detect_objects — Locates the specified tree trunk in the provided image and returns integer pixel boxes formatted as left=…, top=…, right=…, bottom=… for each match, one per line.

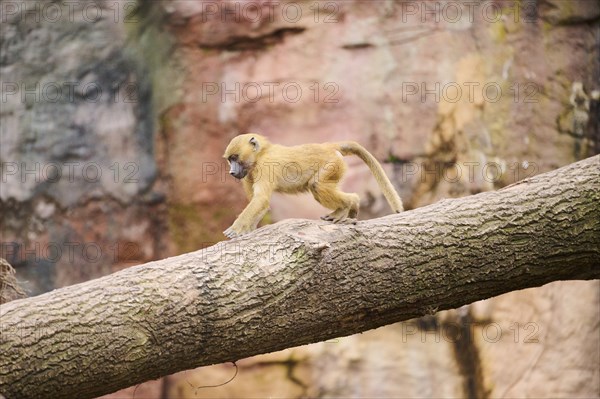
left=1, top=156, right=599, bottom=399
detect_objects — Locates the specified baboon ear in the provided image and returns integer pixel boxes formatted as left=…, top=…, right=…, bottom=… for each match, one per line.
left=249, top=137, right=259, bottom=151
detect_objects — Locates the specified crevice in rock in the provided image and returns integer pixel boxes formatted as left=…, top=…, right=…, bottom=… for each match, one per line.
left=444, top=308, right=490, bottom=399
left=342, top=43, right=374, bottom=50
left=198, top=27, right=306, bottom=51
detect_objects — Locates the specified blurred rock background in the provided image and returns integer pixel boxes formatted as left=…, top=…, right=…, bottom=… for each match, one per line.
left=1, top=0, right=598, bottom=397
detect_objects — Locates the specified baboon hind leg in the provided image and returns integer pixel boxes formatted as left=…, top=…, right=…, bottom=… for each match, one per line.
left=310, top=183, right=359, bottom=223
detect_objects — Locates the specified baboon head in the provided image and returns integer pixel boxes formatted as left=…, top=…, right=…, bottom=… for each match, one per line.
left=223, top=133, right=269, bottom=179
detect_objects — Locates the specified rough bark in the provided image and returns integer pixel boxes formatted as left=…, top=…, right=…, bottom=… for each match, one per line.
left=0, top=259, right=26, bottom=305
left=1, top=156, right=599, bottom=399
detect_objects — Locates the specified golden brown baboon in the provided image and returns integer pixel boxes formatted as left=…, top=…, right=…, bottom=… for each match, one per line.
left=223, top=134, right=403, bottom=238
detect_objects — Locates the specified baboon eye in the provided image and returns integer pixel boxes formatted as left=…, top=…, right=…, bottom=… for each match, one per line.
left=228, top=154, right=239, bottom=162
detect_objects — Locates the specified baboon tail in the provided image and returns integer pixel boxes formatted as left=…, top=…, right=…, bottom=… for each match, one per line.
left=339, top=142, right=403, bottom=213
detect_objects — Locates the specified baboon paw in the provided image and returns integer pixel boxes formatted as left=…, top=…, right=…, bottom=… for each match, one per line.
left=223, top=227, right=239, bottom=239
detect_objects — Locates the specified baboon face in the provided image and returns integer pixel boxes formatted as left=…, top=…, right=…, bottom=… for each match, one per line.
left=226, top=153, right=248, bottom=179
left=223, top=134, right=263, bottom=179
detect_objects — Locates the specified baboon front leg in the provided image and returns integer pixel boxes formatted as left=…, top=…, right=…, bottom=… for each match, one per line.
left=224, top=194, right=270, bottom=238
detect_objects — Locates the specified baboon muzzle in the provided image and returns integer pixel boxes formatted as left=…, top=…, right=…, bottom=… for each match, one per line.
left=229, top=160, right=247, bottom=179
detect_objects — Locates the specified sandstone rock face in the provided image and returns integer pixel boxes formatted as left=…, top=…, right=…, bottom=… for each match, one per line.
left=1, top=0, right=168, bottom=291
left=2, top=0, right=598, bottom=398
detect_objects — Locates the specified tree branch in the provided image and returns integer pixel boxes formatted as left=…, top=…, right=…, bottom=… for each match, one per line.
left=1, top=156, right=599, bottom=398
